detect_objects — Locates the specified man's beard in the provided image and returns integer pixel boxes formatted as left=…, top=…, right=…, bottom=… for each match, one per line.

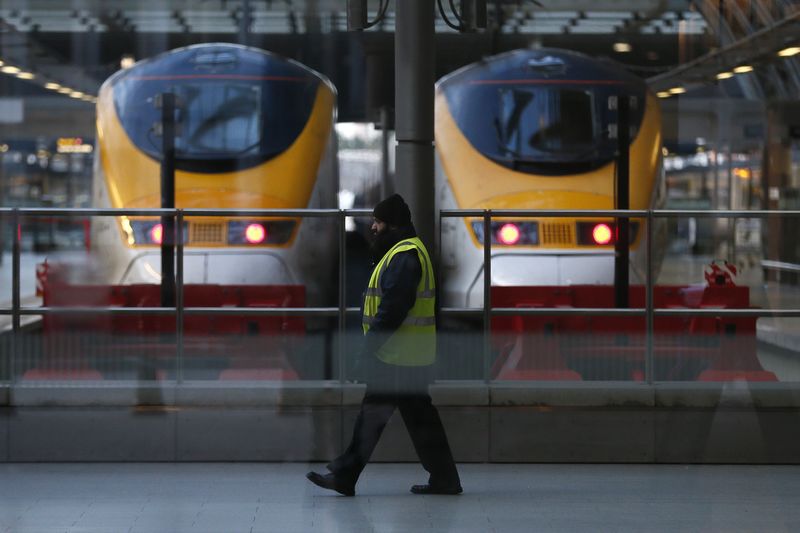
left=375, top=222, right=424, bottom=265
left=370, top=227, right=401, bottom=264
left=369, top=222, right=416, bottom=264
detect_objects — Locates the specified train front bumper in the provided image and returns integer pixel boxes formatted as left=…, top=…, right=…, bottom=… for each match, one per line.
left=120, top=250, right=296, bottom=286
left=462, top=252, right=617, bottom=307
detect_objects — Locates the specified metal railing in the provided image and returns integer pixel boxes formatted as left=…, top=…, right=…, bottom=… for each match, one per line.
left=2, top=206, right=800, bottom=384
left=439, top=209, right=800, bottom=384
left=762, top=260, right=800, bottom=273
left=0, top=207, right=372, bottom=383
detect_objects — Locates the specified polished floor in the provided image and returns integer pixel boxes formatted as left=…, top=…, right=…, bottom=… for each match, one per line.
left=0, top=463, right=798, bottom=532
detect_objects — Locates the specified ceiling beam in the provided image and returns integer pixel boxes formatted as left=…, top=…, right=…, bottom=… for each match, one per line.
left=647, top=10, right=800, bottom=93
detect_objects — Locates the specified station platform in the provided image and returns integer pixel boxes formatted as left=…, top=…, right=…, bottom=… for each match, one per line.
left=0, top=462, right=797, bottom=532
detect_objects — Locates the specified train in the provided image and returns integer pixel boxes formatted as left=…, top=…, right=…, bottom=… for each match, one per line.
left=31, top=43, right=339, bottom=380
left=90, top=43, right=338, bottom=306
left=435, top=47, right=666, bottom=309
left=432, top=48, right=775, bottom=382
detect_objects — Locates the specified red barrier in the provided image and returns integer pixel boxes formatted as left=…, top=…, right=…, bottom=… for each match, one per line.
left=29, top=266, right=305, bottom=381
left=491, top=285, right=777, bottom=382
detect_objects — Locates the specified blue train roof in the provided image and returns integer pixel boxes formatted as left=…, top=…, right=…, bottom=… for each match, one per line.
left=105, top=43, right=333, bottom=93
left=438, top=48, right=647, bottom=89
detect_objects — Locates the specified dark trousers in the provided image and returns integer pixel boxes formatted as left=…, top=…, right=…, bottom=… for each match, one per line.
left=327, top=385, right=460, bottom=487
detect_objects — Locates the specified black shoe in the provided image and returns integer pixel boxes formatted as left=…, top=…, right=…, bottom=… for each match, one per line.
left=410, top=483, right=463, bottom=495
left=306, top=471, right=355, bottom=496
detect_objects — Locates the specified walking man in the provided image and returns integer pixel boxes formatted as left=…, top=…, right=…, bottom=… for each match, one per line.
left=307, top=194, right=462, bottom=496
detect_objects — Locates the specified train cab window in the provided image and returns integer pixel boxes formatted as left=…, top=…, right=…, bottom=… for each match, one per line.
left=174, top=83, right=262, bottom=157
left=443, top=65, right=646, bottom=177
left=497, top=88, right=595, bottom=157
left=111, top=50, right=319, bottom=173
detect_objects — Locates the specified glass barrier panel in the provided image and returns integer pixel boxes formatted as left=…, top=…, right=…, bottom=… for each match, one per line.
left=437, top=327, right=485, bottom=381
left=0, top=213, right=10, bottom=309
left=18, top=214, right=176, bottom=383
left=173, top=214, right=339, bottom=382
left=342, top=214, right=383, bottom=383
left=0, top=212, right=11, bottom=382
left=656, top=213, right=800, bottom=382
left=747, top=213, right=800, bottom=383
left=488, top=311, right=645, bottom=382
left=436, top=214, right=648, bottom=382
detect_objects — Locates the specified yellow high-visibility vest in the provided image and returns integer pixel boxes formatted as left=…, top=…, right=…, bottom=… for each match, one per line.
left=362, top=237, right=436, bottom=366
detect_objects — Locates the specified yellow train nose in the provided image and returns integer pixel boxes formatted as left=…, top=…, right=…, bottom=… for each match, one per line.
left=474, top=190, right=614, bottom=211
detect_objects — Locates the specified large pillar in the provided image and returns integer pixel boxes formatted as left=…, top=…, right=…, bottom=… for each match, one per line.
left=394, top=0, right=435, bottom=249
left=764, top=102, right=800, bottom=282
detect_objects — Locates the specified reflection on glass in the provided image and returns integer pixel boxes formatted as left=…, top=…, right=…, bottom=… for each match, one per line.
left=496, top=87, right=595, bottom=157
left=176, top=83, right=262, bottom=157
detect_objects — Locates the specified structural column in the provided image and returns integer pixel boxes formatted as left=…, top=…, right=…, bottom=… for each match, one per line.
left=394, top=0, right=435, bottom=248
left=764, top=102, right=800, bottom=281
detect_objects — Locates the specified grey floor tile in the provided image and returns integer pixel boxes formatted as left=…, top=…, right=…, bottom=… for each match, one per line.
left=0, top=463, right=798, bottom=532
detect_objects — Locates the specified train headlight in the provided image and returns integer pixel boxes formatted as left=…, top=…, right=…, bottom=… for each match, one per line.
left=129, top=220, right=176, bottom=245
left=498, top=223, right=521, bottom=245
left=592, top=223, right=612, bottom=245
left=150, top=223, right=164, bottom=245
left=244, top=223, right=267, bottom=244
left=227, top=220, right=296, bottom=245
left=470, top=221, right=538, bottom=246
left=576, top=221, right=640, bottom=246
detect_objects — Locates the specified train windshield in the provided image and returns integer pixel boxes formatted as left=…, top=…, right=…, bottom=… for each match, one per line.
left=113, top=73, right=318, bottom=172
left=174, top=82, right=262, bottom=157
left=445, top=81, right=644, bottom=176
left=496, top=87, right=595, bottom=158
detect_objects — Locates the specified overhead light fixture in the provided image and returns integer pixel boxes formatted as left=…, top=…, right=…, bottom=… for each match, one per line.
left=1, top=65, right=21, bottom=74
left=656, top=91, right=671, bottom=98
left=778, top=46, right=800, bottom=57
left=716, top=71, right=734, bottom=80
left=69, top=91, right=85, bottom=99
left=57, top=87, right=72, bottom=94
left=733, top=65, right=753, bottom=74
left=613, top=42, right=632, bottom=53
left=45, top=82, right=62, bottom=90
left=668, top=87, right=686, bottom=94
left=120, top=54, right=135, bottom=69
left=16, top=72, right=35, bottom=80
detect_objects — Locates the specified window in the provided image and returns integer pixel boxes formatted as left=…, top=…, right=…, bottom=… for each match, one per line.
left=496, top=87, right=595, bottom=157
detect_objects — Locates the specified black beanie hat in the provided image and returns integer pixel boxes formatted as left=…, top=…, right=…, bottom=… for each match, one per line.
left=373, top=194, right=412, bottom=227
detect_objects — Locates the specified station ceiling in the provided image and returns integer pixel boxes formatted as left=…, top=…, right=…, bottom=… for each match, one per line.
left=0, top=0, right=706, bottom=35
left=0, top=0, right=798, bottom=121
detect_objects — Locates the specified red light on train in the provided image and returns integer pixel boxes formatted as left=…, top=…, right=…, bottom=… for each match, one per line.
left=592, top=223, right=613, bottom=245
left=245, top=223, right=266, bottom=244
left=150, top=223, right=163, bottom=244
left=498, top=223, right=521, bottom=245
